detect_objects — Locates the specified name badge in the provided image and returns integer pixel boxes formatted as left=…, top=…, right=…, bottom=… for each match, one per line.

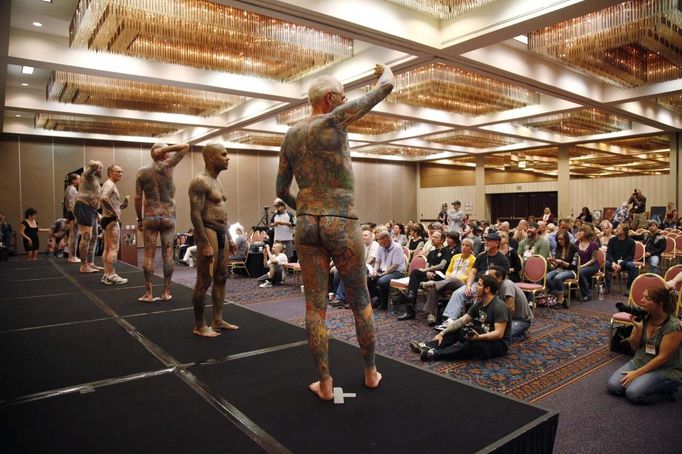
left=645, top=341, right=656, bottom=356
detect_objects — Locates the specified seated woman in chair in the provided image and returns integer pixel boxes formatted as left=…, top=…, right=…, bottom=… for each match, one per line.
left=607, top=287, right=682, bottom=404
left=546, top=230, right=578, bottom=308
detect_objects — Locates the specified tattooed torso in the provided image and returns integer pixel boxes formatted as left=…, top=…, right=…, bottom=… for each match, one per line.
left=76, top=169, right=101, bottom=208
left=136, top=161, right=177, bottom=218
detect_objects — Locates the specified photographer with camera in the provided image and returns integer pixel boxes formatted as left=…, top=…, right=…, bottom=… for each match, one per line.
left=607, top=287, right=682, bottom=404
left=628, top=189, right=647, bottom=230
left=409, top=274, right=511, bottom=362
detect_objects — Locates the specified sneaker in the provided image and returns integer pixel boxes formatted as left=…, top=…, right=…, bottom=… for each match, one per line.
left=427, top=314, right=437, bottom=326
left=420, top=348, right=436, bottom=361
left=101, top=275, right=109, bottom=284
left=409, top=340, right=429, bottom=354
left=434, top=319, right=452, bottom=332
left=109, top=274, right=128, bottom=285
left=259, top=280, right=272, bottom=288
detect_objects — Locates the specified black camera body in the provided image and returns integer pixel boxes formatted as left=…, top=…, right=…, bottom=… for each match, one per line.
left=461, top=325, right=484, bottom=337
left=615, top=303, right=647, bottom=322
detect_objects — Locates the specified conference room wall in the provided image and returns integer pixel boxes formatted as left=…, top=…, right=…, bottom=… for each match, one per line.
left=0, top=136, right=419, bottom=252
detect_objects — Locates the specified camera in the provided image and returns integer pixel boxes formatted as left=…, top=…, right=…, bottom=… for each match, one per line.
left=615, top=303, right=647, bottom=322
left=461, top=325, right=483, bottom=337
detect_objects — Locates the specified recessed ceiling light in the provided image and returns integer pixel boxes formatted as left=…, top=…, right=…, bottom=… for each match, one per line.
left=20, top=82, right=29, bottom=86
left=40, top=0, right=53, bottom=3
left=518, top=160, right=527, bottom=168
left=32, top=22, right=43, bottom=27
left=15, top=114, right=21, bottom=117
left=21, top=66, right=35, bottom=75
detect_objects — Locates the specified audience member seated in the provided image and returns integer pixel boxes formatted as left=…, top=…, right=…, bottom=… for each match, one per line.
left=597, top=220, right=614, bottom=249
left=572, top=218, right=584, bottom=235
left=396, top=230, right=451, bottom=321
left=632, top=220, right=666, bottom=275
left=546, top=230, right=578, bottom=308
left=0, top=213, right=13, bottom=251
left=390, top=223, right=407, bottom=247
left=257, top=242, right=288, bottom=288
left=577, top=206, right=593, bottom=224
left=421, top=238, right=475, bottom=326
left=607, top=287, right=682, bottom=404
left=406, top=223, right=425, bottom=259
left=368, top=229, right=406, bottom=310
left=180, top=245, right=198, bottom=267
left=512, top=219, right=528, bottom=245
left=498, top=231, right=522, bottom=282
left=606, top=223, right=637, bottom=295
left=517, top=222, right=550, bottom=259
left=576, top=225, right=601, bottom=301
left=436, top=231, right=510, bottom=331
left=418, top=222, right=444, bottom=258
left=549, top=218, right=575, bottom=256
left=488, top=265, right=533, bottom=342
left=177, top=229, right=194, bottom=261
left=663, top=202, right=676, bottom=228
left=228, top=223, right=248, bottom=260
left=411, top=275, right=511, bottom=362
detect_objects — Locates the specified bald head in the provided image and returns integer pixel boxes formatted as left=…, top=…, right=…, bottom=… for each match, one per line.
left=308, top=75, right=343, bottom=106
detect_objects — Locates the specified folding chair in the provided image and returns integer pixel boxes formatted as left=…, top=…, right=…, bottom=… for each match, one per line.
left=564, top=256, right=581, bottom=307
left=609, top=273, right=666, bottom=345
left=389, top=255, right=427, bottom=307
left=227, top=246, right=250, bottom=277
left=516, top=255, right=547, bottom=310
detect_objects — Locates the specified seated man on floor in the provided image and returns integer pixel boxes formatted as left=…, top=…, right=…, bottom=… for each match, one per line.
left=396, top=230, right=451, bottom=320
left=410, top=274, right=511, bottom=362
left=435, top=231, right=510, bottom=331
left=257, top=242, right=288, bottom=288
left=488, top=265, right=532, bottom=342
left=421, top=237, right=476, bottom=326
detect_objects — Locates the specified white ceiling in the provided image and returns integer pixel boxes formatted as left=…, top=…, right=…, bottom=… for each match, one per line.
left=1, top=0, right=681, bottom=172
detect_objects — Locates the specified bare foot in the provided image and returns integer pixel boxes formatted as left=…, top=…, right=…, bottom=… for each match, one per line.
left=193, top=326, right=220, bottom=338
left=212, top=320, right=239, bottom=331
left=365, top=370, right=382, bottom=389
left=160, top=293, right=172, bottom=302
left=309, top=378, right=334, bottom=401
left=68, top=257, right=81, bottom=263
left=90, top=264, right=104, bottom=271
left=80, top=266, right=99, bottom=273
left=138, top=295, right=160, bottom=303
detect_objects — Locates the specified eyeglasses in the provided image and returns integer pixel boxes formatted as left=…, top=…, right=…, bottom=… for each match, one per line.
left=331, top=91, right=347, bottom=102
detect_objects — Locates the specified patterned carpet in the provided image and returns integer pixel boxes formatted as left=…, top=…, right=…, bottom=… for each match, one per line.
left=168, top=260, right=623, bottom=403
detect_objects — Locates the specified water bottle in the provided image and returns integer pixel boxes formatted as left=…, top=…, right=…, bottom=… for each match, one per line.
left=598, top=284, right=605, bottom=301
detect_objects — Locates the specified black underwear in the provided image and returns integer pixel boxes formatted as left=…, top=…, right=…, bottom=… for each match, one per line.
left=100, top=216, right=118, bottom=231
left=210, top=228, right=226, bottom=250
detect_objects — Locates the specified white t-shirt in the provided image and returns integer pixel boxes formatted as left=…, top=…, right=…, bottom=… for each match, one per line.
left=272, top=212, right=294, bottom=241
left=271, top=252, right=288, bottom=266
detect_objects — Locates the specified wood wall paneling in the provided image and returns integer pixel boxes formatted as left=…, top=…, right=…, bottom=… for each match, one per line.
left=20, top=137, right=54, bottom=252
left=0, top=136, right=21, bottom=242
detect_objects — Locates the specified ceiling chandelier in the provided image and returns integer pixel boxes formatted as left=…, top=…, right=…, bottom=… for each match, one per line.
left=69, top=0, right=353, bottom=81
left=35, top=113, right=180, bottom=137
left=226, top=131, right=284, bottom=147
left=425, top=130, right=517, bottom=148
left=519, top=109, right=631, bottom=136
left=357, top=145, right=443, bottom=157
left=385, top=63, right=537, bottom=116
left=387, top=0, right=496, bottom=19
left=528, top=0, right=682, bottom=87
left=47, top=71, right=245, bottom=116
left=276, top=106, right=415, bottom=135
left=657, top=94, right=682, bottom=114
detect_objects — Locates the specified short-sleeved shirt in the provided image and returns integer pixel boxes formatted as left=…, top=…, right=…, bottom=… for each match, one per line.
left=472, top=251, right=510, bottom=281
left=365, top=240, right=379, bottom=264
left=466, top=296, right=512, bottom=347
left=272, top=212, right=294, bottom=241
left=375, top=241, right=406, bottom=274
left=426, top=246, right=452, bottom=270
left=497, top=279, right=533, bottom=322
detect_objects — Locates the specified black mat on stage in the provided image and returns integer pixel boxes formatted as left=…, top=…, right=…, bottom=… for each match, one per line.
left=92, top=284, right=195, bottom=315
left=123, top=304, right=306, bottom=364
left=0, top=278, right=79, bottom=301
left=0, top=373, right=263, bottom=454
left=0, top=292, right=106, bottom=331
left=192, top=340, right=557, bottom=454
left=71, top=271, right=164, bottom=291
left=0, top=319, right=164, bottom=400
left=0, top=266, right=62, bottom=280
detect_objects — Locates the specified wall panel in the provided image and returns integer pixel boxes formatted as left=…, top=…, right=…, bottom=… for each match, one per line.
left=0, top=136, right=21, bottom=244
left=19, top=137, right=54, bottom=251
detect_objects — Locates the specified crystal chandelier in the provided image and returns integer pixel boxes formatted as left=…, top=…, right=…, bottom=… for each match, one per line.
left=385, top=63, right=536, bottom=116
left=35, top=113, right=180, bottom=137
left=519, top=109, right=631, bottom=136
left=226, top=131, right=284, bottom=147
left=657, top=94, right=682, bottom=115
left=425, top=130, right=517, bottom=148
left=528, top=0, right=682, bottom=87
left=356, top=145, right=443, bottom=157
left=47, top=71, right=245, bottom=116
left=69, top=0, right=353, bottom=81
left=276, top=106, right=415, bottom=135
left=387, top=0, right=496, bottom=20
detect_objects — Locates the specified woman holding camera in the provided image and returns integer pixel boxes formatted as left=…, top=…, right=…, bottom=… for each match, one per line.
left=546, top=230, right=578, bottom=307
left=607, top=287, right=682, bottom=404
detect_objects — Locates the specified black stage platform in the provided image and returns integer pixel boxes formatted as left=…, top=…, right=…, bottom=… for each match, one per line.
left=0, top=259, right=558, bottom=453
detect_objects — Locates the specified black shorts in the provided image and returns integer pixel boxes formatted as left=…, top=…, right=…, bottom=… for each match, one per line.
left=66, top=211, right=75, bottom=221
left=74, top=201, right=98, bottom=227
left=100, top=216, right=118, bottom=231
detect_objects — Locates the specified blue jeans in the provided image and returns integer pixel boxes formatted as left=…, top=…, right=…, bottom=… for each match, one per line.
left=336, top=278, right=346, bottom=301
left=546, top=269, right=575, bottom=294
left=647, top=255, right=660, bottom=275
left=607, top=360, right=680, bottom=404
left=442, top=282, right=477, bottom=319
left=579, top=264, right=600, bottom=299
left=511, top=319, right=531, bottom=343
left=369, top=271, right=404, bottom=307
left=606, top=261, right=637, bottom=289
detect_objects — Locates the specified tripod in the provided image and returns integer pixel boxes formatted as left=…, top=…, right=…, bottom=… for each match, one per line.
left=254, top=206, right=270, bottom=232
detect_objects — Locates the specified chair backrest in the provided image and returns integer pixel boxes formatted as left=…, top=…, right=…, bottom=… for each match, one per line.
left=664, top=265, right=682, bottom=291
left=633, top=241, right=645, bottom=262
left=675, top=236, right=682, bottom=251
left=408, top=254, right=427, bottom=274
left=627, top=273, right=666, bottom=306
left=663, top=237, right=675, bottom=254
left=523, top=255, right=547, bottom=282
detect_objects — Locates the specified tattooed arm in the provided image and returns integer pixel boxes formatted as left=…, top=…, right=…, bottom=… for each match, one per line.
left=135, top=170, right=144, bottom=230
left=330, top=64, right=394, bottom=128
left=188, top=177, right=213, bottom=258
left=157, top=143, right=190, bottom=168
left=276, top=145, right=296, bottom=210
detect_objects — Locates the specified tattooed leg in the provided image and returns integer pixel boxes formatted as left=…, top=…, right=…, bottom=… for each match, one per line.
left=138, top=227, right=159, bottom=302
left=78, top=225, right=97, bottom=273
left=209, top=229, right=238, bottom=331
left=159, top=226, right=175, bottom=300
